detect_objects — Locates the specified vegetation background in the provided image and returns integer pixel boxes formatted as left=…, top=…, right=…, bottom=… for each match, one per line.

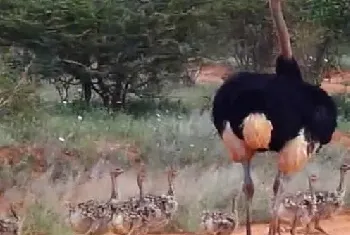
left=0, top=0, right=350, bottom=234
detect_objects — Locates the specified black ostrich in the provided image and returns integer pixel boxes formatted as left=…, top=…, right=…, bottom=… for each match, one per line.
left=211, top=0, right=337, bottom=235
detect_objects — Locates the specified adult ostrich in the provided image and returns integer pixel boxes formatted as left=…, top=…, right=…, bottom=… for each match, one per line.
left=211, top=0, right=337, bottom=235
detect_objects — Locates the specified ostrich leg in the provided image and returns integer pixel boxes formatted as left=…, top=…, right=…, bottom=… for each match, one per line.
left=272, top=171, right=281, bottom=196
left=272, top=171, right=283, bottom=235
left=268, top=171, right=281, bottom=235
left=269, top=172, right=291, bottom=235
left=242, top=160, right=254, bottom=235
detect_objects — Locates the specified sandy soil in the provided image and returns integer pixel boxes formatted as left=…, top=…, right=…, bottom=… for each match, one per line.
left=144, top=210, right=350, bottom=235
left=234, top=212, right=350, bottom=235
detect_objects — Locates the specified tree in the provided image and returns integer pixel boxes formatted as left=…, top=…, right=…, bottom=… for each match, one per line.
left=0, top=0, right=203, bottom=109
left=0, top=0, right=349, bottom=102
left=303, top=0, right=350, bottom=84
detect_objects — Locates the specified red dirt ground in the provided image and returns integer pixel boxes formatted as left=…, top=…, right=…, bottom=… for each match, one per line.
left=145, top=210, right=350, bottom=235
left=234, top=211, right=350, bottom=235
left=194, top=63, right=350, bottom=95
left=193, top=64, right=233, bottom=84
left=321, top=70, right=350, bottom=94
left=147, top=210, right=350, bottom=235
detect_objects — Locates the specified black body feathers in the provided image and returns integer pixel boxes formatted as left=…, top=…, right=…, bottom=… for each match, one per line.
left=212, top=56, right=337, bottom=152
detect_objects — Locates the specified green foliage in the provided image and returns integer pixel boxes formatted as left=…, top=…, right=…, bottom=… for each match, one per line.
left=306, top=0, right=350, bottom=36
left=0, top=58, right=40, bottom=121
left=0, top=0, right=208, bottom=108
left=0, top=0, right=348, bottom=107
left=0, top=80, right=39, bottom=118
left=332, top=94, right=350, bottom=122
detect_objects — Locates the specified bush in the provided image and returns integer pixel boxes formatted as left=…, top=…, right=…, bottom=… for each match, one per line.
left=22, top=202, right=71, bottom=235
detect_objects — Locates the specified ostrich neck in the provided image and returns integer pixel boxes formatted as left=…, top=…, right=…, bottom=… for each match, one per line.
left=231, top=196, right=237, bottom=216
left=336, top=170, right=347, bottom=196
left=110, top=175, right=118, bottom=200
left=137, top=176, right=144, bottom=202
left=308, top=178, right=316, bottom=215
left=273, top=171, right=281, bottom=197
left=167, top=179, right=174, bottom=196
left=308, top=178, right=315, bottom=196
